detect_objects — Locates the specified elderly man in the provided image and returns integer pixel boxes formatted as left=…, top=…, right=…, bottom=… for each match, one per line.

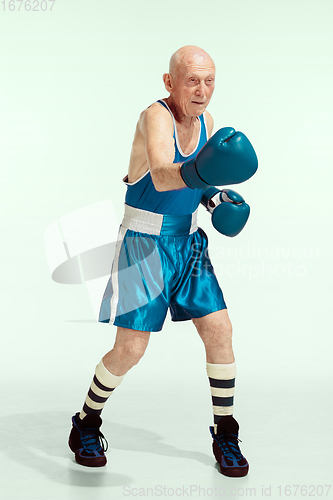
left=68, top=45, right=257, bottom=477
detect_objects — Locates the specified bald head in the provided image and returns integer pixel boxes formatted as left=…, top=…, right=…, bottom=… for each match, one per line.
left=163, top=45, right=215, bottom=119
left=169, top=45, right=215, bottom=78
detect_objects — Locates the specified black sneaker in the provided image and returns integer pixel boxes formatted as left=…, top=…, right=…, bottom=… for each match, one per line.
left=68, top=412, right=108, bottom=467
left=210, top=415, right=249, bottom=477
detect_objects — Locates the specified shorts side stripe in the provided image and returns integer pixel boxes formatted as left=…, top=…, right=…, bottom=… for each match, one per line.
left=110, top=225, right=128, bottom=324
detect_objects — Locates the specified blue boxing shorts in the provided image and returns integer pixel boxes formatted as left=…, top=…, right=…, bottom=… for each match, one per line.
left=98, top=204, right=226, bottom=332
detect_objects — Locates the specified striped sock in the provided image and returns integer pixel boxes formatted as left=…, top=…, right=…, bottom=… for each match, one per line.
left=206, top=361, right=236, bottom=433
left=79, top=359, right=124, bottom=420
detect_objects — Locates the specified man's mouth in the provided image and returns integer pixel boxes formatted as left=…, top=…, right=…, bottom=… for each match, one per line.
left=192, top=101, right=204, bottom=105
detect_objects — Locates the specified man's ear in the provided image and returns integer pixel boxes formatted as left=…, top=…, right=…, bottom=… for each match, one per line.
left=163, top=73, right=173, bottom=93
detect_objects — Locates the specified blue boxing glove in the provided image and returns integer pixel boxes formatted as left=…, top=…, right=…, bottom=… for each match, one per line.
left=201, top=186, right=250, bottom=237
left=180, top=127, right=258, bottom=189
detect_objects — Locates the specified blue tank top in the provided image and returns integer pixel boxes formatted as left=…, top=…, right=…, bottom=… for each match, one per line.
left=123, top=99, right=207, bottom=215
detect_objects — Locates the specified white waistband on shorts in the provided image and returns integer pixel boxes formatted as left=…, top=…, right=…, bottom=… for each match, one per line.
left=121, top=204, right=198, bottom=236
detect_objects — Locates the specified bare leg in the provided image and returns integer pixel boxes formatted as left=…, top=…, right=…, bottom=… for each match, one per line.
left=192, top=309, right=234, bottom=364
left=103, top=326, right=151, bottom=376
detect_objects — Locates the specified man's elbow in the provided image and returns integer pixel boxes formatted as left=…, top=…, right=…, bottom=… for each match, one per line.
left=150, top=168, right=165, bottom=192
left=153, top=181, right=166, bottom=192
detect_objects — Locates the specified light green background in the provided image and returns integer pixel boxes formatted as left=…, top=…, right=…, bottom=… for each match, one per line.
left=1, top=0, right=332, bottom=498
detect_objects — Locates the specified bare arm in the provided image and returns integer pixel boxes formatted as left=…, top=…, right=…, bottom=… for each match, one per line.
left=139, top=104, right=186, bottom=192
left=205, top=110, right=214, bottom=139
left=200, top=111, right=217, bottom=206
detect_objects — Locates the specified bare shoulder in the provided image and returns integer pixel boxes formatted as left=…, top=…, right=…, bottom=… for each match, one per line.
left=204, top=110, right=214, bottom=138
left=127, top=102, right=175, bottom=183
left=138, top=101, right=173, bottom=136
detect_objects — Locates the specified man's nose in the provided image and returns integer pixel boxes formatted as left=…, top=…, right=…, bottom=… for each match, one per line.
left=195, top=83, right=205, bottom=95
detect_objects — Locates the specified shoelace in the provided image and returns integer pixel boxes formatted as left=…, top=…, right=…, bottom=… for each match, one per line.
left=216, top=433, right=243, bottom=460
left=80, top=427, right=109, bottom=452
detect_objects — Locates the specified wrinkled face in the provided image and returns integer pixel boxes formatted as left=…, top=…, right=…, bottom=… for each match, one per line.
left=169, top=54, right=215, bottom=117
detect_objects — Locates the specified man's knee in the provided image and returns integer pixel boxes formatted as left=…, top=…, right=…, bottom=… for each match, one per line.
left=114, top=329, right=150, bottom=366
left=221, top=315, right=233, bottom=338
left=193, top=310, right=233, bottom=345
left=125, top=336, right=148, bottom=364
left=208, top=322, right=233, bottom=347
